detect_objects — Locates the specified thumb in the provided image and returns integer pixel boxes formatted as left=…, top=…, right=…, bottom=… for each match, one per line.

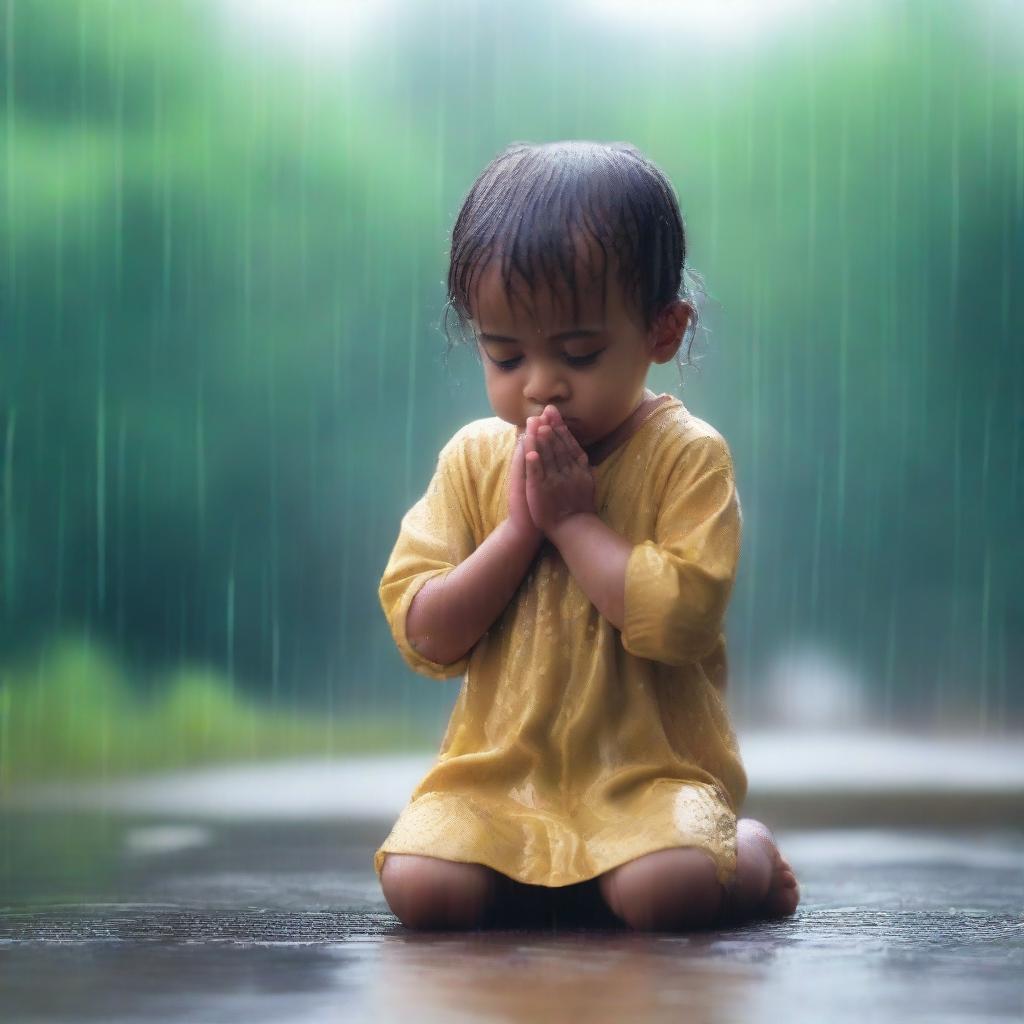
left=513, top=432, right=524, bottom=469
left=512, top=432, right=530, bottom=482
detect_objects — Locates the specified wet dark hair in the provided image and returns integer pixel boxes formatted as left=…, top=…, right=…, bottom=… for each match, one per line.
left=441, top=140, right=707, bottom=381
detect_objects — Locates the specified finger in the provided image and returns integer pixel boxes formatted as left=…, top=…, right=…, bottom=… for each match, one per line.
left=538, top=422, right=564, bottom=473
left=553, top=418, right=581, bottom=455
left=552, top=423, right=577, bottom=474
left=550, top=423, right=579, bottom=472
left=557, top=423, right=590, bottom=467
left=512, top=432, right=526, bottom=476
left=537, top=424, right=559, bottom=476
left=545, top=407, right=565, bottom=445
left=523, top=432, right=544, bottom=479
left=543, top=407, right=584, bottom=461
left=542, top=404, right=561, bottom=429
left=525, top=419, right=542, bottom=472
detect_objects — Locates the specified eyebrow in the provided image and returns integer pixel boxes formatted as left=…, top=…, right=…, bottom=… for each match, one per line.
left=478, top=328, right=604, bottom=344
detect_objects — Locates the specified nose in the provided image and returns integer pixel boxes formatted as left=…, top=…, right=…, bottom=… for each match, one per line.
left=523, top=359, right=570, bottom=408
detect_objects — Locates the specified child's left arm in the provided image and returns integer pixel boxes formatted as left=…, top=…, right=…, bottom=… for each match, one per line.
left=529, top=408, right=741, bottom=667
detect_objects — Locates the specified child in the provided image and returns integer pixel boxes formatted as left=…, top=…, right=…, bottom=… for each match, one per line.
left=373, top=141, right=800, bottom=932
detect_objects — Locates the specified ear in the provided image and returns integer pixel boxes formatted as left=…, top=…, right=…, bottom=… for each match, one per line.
left=647, top=300, right=691, bottom=364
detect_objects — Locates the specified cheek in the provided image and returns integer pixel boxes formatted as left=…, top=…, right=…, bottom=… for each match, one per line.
left=484, top=371, right=517, bottom=407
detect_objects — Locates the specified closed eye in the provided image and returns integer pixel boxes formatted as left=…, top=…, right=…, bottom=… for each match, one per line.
left=492, top=351, right=605, bottom=372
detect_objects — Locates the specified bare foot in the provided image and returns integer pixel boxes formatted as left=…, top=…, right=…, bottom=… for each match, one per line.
left=720, top=818, right=800, bottom=924
left=759, top=836, right=801, bottom=919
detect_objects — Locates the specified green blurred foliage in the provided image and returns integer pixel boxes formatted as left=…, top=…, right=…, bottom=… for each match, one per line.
left=0, top=0, right=1021, bottom=771
left=0, top=634, right=433, bottom=781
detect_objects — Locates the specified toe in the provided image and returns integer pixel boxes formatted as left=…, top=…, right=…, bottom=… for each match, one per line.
left=766, top=872, right=801, bottom=918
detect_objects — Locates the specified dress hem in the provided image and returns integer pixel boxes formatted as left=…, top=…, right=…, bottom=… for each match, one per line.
left=372, top=781, right=740, bottom=891
left=375, top=837, right=739, bottom=891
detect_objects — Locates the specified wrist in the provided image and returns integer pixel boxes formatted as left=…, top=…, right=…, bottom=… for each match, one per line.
left=503, top=515, right=545, bottom=554
left=547, top=511, right=599, bottom=550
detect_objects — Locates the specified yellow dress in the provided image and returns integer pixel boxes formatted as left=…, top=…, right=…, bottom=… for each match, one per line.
left=373, top=394, right=748, bottom=889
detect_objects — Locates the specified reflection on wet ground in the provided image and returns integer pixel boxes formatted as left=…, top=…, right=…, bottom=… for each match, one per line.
left=1, top=814, right=1022, bottom=1023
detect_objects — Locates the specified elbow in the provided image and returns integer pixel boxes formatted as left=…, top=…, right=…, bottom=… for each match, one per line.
left=407, top=612, right=473, bottom=675
left=622, top=617, right=724, bottom=667
left=386, top=571, right=471, bottom=679
left=398, top=644, right=470, bottom=680
left=622, top=540, right=738, bottom=667
left=405, top=578, right=466, bottom=666
left=622, top=575, right=733, bottom=667
left=406, top=621, right=468, bottom=671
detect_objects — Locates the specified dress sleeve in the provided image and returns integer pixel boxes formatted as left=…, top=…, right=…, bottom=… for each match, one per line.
left=621, top=435, right=742, bottom=667
left=378, top=434, right=478, bottom=680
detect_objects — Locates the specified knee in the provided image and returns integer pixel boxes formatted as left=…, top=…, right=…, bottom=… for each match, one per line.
left=599, top=847, right=724, bottom=932
left=380, top=853, right=500, bottom=931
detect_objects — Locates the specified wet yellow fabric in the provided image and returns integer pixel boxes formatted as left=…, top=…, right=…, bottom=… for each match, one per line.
left=373, top=395, right=748, bottom=889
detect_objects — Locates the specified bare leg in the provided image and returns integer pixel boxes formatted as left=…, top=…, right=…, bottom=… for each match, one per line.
left=379, top=853, right=504, bottom=930
left=597, top=846, right=724, bottom=931
left=596, top=818, right=800, bottom=932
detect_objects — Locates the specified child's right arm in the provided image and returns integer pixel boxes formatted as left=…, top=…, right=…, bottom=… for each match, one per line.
left=406, top=430, right=541, bottom=666
left=405, top=514, right=542, bottom=667
left=380, top=427, right=542, bottom=676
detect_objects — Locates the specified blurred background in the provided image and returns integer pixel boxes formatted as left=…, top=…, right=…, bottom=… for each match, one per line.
left=1, top=0, right=1021, bottom=786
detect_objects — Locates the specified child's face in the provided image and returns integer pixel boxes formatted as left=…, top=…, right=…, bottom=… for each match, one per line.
left=469, top=256, right=670, bottom=454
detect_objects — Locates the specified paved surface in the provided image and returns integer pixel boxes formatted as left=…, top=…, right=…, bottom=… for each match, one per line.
left=2, top=812, right=1022, bottom=1023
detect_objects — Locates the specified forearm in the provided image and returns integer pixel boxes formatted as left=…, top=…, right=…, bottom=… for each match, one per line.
left=406, top=518, right=544, bottom=666
left=547, top=512, right=632, bottom=630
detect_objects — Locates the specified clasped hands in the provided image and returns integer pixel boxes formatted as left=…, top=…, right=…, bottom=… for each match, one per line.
left=508, top=404, right=596, bottom=543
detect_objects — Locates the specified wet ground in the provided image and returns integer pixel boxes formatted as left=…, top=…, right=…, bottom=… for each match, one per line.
left=2, top=812, right=1022, bottom=1023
